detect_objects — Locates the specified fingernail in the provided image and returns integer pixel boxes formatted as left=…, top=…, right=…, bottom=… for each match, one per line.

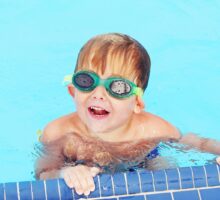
left=90, top=186, right=95, bottom=191
left=84, top=190, right=90, bottom=196
left=76, top=190, right=83, bottom=195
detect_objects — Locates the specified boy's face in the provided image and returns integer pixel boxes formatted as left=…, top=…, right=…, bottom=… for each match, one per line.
left=69, top=67, right=144, bottom=135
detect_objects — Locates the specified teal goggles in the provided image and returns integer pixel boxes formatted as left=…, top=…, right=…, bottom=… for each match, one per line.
left=64, top=70, right=143, bottom=99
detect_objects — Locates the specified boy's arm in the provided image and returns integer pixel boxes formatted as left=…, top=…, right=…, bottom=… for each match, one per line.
left=40, top=121, right=61, bottom=143
left=40, top=113, right=79, bottom=143
left=40, top=114, right=74, bottom=143
left=38, top=169, right=61, bottom=179
left=149, top=113, right=181, bottom=141
left=179, top=133, right=220, bottom=155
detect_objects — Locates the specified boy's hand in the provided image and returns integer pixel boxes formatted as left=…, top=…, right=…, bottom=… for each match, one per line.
left=60, top=165, right=100, bottom=196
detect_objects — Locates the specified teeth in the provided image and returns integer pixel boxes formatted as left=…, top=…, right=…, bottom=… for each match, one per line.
left=90, top=106, right=105, bottom=111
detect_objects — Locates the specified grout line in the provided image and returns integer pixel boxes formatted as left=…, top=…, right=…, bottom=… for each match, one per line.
left=57, top=179, right=61, bottom=200
left=170, top=191, right=174, bottom=200
left=216, top=164, right=220, bottom=184
left=97, top=175, right=101, bottom=198
left=111, top=175, right=115, bottom=196
left=150, top=171, right=155, bottom=192
left=176, top=167, right=182, bottom=189
left=3, top=183, right=6, bottom=200
left=198, top=188, right=202, bottom=200
left=190, top=166, right=195, bottom=188
left=137, top=170, right=143, bottom=193
left=72, top=188, right=75, bottom=200
left=43, top=180, right=48, bottom=200
left=30, top=181, right=34, bottom=200
left=164, top=169, right=168, bottom=190
left=124, top=173, right=129, bottom=195
left=16, top=182, right=20, bottom=200
left=203, top=165, right=208, bottom=187
left=99, top=176, right=102, bottom=197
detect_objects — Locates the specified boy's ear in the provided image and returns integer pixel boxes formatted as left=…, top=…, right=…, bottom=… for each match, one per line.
left=67, top=85, right=75, bottom=97
left=134, top=96, right=145, bottom=113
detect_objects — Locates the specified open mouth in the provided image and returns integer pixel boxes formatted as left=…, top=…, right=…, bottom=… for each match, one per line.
left=88, top=106, right=110, bottom=118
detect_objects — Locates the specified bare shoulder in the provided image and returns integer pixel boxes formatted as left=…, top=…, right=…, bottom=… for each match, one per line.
left=40, top=113, right=80, bottom=143
left=136, top=112, right=181, bottom=140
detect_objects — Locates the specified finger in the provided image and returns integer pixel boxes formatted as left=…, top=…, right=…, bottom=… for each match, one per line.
left=90, top=167, right=100, bottom=177
left=64, top=168, right=84, bottom=195
left=71, top=172, right=84, bottom=195
left=75, top=166, right=92, bottom=195
left=86, top=175, right=95, bottom=192
left=63, top=171, right=75, bottom=188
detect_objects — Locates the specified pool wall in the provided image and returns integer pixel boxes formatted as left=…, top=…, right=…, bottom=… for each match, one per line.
left=1, top=164, right=220, bottom=200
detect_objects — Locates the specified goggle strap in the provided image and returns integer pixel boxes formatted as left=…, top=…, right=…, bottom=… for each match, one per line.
left=134, top=87, right=144, bottom=97
left=63, top=74, right=73, bottom=86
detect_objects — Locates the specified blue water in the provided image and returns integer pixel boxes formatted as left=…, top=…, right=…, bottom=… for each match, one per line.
left=0, top=1, right=220, bottom=183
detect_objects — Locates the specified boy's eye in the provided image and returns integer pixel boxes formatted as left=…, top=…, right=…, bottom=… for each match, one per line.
left=75, top=74, right=94, bottom=87
left=110, top=81, right=131, bottom=94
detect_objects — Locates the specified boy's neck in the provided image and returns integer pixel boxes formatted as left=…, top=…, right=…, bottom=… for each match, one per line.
left=86, top=117, right=134, bottom=143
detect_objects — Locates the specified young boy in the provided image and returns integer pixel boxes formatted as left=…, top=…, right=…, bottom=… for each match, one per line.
left=36, top=33, right=220, bottom=196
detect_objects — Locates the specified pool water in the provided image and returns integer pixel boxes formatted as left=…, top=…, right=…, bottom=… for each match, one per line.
left=0, top=1, right=219, bottom=183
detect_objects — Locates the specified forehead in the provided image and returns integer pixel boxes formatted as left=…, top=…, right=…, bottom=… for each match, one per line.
left=77, top=50, right=139, bottom=82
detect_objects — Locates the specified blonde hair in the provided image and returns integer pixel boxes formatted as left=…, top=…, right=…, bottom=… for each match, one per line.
left=75, top=33, right=151, bottom=91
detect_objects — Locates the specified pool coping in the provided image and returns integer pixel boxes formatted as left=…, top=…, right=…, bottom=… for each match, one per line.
left=1, top=164, right=220, bottom=200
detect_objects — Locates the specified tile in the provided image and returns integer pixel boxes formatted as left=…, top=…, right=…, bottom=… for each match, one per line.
left=119, top=195, right=145, bottom=200
left=173, top=190, right=200, bottom=200
left=100, top=174, right=114, bottom=197
left=19, top=181, right=32, bottom=200
left=139, top=170, right=154, bottom=192
left=112, top=172, right=127, bottom=195
left=0, top=184, right=4, bottom=200
left=4, top=182, right=19, bottom=200
left=5, top=182, right=19, bottom=200
left=205, top=164, right=219, bottom=186
left=165, top=168, right=180, bottom=190
left=153, top=170, right=167, bottom=191
left=192, top=166, right=206, bottom=188
left=31, top=180, right=46, bottom=200
left=58, top=179, right=74, bottom=200
left=126, top=171, right=141, bottom=194
left=146, top=192, right=172, bottom=200
left=178, top=167, right=194, bottom=189
left=200, top=187, right=220, bottom=200
left=45, top=179, right=60, bottom=200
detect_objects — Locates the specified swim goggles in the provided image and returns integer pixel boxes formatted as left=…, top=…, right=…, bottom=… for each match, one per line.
left=63, top=70, right=143, bottom=99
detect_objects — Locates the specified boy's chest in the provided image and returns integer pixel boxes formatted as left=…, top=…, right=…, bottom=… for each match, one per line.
left=64, top=131, right=160, bottom=169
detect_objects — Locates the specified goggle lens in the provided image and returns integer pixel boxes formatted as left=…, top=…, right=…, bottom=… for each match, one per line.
left=110, top=80, right=131, bottom=95
left=74, top=73, right=94, bottom=89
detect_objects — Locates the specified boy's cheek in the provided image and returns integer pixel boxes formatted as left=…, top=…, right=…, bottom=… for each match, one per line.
left=116, top=98, right=136, bottom=112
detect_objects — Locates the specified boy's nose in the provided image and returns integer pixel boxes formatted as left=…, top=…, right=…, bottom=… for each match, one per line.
left=91, top=86, right=107, bottom=101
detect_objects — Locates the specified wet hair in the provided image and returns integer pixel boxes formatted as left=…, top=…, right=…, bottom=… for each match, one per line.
left=75, top=33, right=151, bottom=91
